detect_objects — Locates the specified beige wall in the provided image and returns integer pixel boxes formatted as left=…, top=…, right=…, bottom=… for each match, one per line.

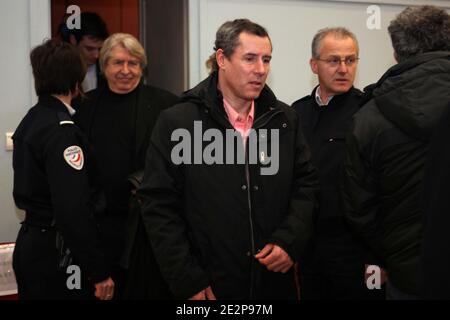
left=0, top=0, right=50, bottom=242
left=188, top=0, right=450, bottom=104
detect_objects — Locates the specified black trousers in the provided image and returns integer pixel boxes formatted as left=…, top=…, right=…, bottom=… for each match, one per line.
left=299, top=235, right=385, bottom=300
left=13, top=224, right=95, bottom=300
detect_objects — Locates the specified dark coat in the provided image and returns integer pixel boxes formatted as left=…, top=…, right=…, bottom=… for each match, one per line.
left=139, top=72, right=319, bottom=299
left=292, top=87, right=373, bottom=275
left=342, top=52, right=450, bottom=295
left=74, top=82, right=178, bottom=298
left=421, top=103, right=450, bottom=299
left=292, top=87, right=363, bottom=228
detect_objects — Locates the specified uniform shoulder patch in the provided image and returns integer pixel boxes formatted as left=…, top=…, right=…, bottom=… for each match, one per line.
left=63, top=145, right=84, bottom=170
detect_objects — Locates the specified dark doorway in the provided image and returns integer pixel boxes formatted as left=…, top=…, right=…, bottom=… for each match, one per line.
left=140, top=0, right=189, bottom=95
left=52, top=0, right=188, bottom=95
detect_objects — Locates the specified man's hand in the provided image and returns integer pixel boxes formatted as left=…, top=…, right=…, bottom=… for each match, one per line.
left=189, top=286, right=217, bottom=300
left=254, top=244, right=293, bottom=273
left=94, top=277, right=115, bottom=300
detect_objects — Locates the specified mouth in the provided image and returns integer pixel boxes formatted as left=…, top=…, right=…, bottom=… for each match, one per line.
left=335, top=79, right=349, bottom=84
left=249, top=81, right=263, bottom=89
left=118, top=77, right=134, bottom=82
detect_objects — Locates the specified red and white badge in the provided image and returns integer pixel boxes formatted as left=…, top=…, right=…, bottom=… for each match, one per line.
left=63, top=146, right=84, bottom=170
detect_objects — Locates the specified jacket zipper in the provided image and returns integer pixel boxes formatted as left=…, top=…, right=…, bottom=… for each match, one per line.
left=245, top=146, right=256, bottom=299
left=217, top=106, right=283, bottom=299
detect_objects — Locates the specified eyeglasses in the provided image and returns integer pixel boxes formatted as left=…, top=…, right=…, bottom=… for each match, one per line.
left=316, top=56, right=359, bottom=67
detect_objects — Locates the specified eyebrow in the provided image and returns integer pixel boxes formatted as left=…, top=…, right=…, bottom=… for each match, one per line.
left=244, top=53, right=272, bottom=59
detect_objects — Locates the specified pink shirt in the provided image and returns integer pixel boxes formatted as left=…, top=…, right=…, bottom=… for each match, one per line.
left=223, top=99, right=255, bottom=149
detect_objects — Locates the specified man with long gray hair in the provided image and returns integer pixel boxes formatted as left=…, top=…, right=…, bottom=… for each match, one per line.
left=342, top=5, right=450, bottom=299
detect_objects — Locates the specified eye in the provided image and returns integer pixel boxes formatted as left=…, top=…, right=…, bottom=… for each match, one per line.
left=329, top=58, right=340, bottom=65
left=263, top=57, right=271, bottom=64
left=129, top=61, right=140, bottom=68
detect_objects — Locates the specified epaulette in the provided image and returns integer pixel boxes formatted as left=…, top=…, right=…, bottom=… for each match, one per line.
left=57, top=111, right=74, bottom=126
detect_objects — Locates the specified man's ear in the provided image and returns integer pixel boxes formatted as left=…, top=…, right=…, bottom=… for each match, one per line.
left=69, top=34, right=77, bottom=46
left=310, top=58, right=318, bottom=75
left=216, top=49, right=226, bottom=70
left=393, top=51, right=398, bottom=63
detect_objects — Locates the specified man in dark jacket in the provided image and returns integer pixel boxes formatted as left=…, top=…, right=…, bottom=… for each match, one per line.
left=139, top=19, right=319, bottom=300
left=421, top=103, right=450, bottom=299
left=292, top=27, right=383, bottom=300
left=74, top=33, right=178, bottom=299
left=342, top=5, right=450, bottom=299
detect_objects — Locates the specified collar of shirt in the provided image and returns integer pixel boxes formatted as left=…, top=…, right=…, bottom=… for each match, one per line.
left=63, top=102, right=76, bottom=116
left=223, top=98, right=255, bottom=137
left=51, top=95, right=76, bottom=116
left=315, top=86, right=334, bottom=107
left=82, top=64, right=98, bottom=92
left=62, top=100, right=76, bottom=116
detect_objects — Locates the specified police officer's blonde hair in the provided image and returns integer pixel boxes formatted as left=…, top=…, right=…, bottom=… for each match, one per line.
left=99, top=33, right=147, bottom=72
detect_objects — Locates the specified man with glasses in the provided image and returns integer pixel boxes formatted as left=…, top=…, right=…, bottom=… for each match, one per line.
left=292, top=27, right=382, bottom=300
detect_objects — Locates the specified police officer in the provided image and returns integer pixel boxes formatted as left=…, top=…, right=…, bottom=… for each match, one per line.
left=12, top=39, right=114, bottom=300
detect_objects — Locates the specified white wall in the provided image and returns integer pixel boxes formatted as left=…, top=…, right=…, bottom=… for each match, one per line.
left=189, top=0, right=450, bottom=104
left=0, top=0, right=50, bottom=242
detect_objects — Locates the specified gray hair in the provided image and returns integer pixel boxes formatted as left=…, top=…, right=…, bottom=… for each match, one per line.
left=205, top=19, right=271, bottom=73
left=388, top=5, right=450, bottom=63
left=311, top=27, right=359, bottom=59
left=99, top=33, right=147, bottom=72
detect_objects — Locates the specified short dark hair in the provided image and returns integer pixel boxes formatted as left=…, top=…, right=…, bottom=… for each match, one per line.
left=31, top=39, right=86, bottom=96
left=59, top=12, right=109, bottom=43
left=388, top=5, right=450, bottom=62
left=206, top=19, right=271, bottom=73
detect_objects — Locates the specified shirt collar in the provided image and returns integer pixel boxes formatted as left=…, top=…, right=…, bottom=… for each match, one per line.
left=315, top=86, right=334, bottom=107
left=64, top=102, right=76, bottom=116
left=52, top=95, right=76, bottom=116
left=223, top=99, right=255, bottom=127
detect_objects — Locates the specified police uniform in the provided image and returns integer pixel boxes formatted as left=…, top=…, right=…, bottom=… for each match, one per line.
left=12, top=95, right=110, bottom=299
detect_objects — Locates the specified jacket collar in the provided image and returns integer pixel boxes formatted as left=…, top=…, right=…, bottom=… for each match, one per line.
left=363, top=51, right=450, bottom=102
left=38, top=95, right=72, bottom=115
left=181, top=71, right=279, bottom=124
left=311, top=85, right=357, bottom=108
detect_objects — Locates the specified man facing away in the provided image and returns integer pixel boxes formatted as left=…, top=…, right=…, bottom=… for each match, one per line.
left=292, top=27, right=384, bottom=300
left=341, top=5, right=450, bottom=299
left=138, top=18, right=319, bottom=299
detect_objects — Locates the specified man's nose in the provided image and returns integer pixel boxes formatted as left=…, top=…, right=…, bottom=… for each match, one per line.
left=121, top=62, right=130, bottom=74
left=92, top=49, right=100, bottom=60
left=337, top=60, right=348, bottom=73
left=255, top=59, right=267, bottom=74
